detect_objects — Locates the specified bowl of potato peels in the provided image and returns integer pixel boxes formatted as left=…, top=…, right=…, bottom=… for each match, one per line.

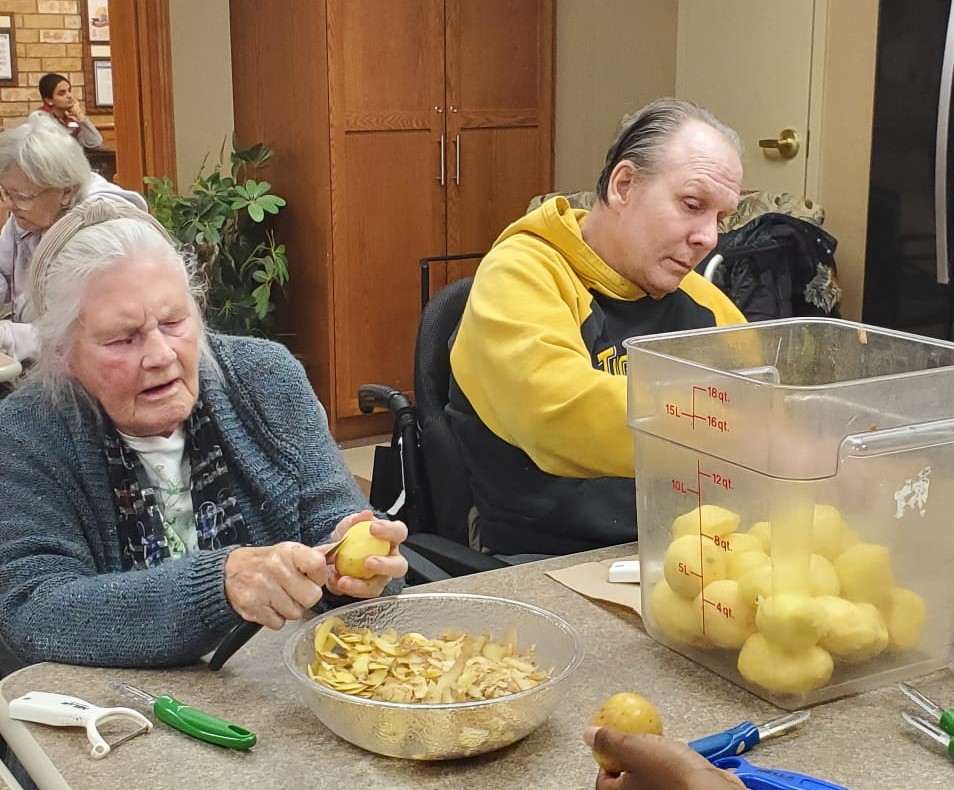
left=283, top=592, right=585, bottom=759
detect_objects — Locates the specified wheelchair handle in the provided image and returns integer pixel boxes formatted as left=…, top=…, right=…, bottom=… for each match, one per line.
left=358, top=385, right=411, bottom=415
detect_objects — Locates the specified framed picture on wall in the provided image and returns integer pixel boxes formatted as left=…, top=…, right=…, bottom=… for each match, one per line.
left=0, top=16, right=16, bottom=86
left=93, top=59, right=112, bottom=107
left=87, top=0, right=109, bottom=43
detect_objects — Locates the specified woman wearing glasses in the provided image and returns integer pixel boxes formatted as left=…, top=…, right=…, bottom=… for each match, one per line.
left=0, top=113, right=145, bottom=362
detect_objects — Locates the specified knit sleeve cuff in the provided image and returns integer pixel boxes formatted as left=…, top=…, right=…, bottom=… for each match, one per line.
left=186, top=546, right=241, bottom=633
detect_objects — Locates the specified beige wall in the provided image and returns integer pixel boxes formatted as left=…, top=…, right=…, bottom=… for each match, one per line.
left=168, top=0, right=234, bottom=189
left=813, top=0, right=879, bottom=321
left=0, top=1, right=113, bottom=136
left=553, top=0, right=677, bottom=192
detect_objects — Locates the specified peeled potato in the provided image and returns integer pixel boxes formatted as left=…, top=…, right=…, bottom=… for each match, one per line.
left=725, top=532, right=764, bottom=556
left=817, top=596, right=888, bottom=662
left=833, top=542, right=893, bottom=606
left=671, top=504, right=741, bottom=540
left=727, top=549, right=771, bottom=582
left=882, top=586, right=926, bottom=652
left=755, top=594, right=827, bottom=650
left=334, top=521, right=390, bottom=579
left=737, top=562, right=773, bottom=608
left=811, top=504, right=848, bottom=560
left=650, top=580, right=706, bottom=647
left=590, top=692, right=663, bottom=773
left=747, top=521, right=772, bottom=553
left=663, top=534, right=727, bottom=599
left=737, top=632, right=833, bottom=695
left=694, top=579, right=756, bottom=649
left=809, top=554, right=841, bottom=597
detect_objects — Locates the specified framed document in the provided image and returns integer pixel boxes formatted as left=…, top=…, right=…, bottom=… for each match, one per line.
left=87, top=0, right=109, bottom=43
left=93, top=59, right=113, bottom=107
left=0, top=16, right=16, bottom=86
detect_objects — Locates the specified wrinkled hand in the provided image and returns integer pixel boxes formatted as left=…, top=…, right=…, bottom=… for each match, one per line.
left=584, top=728, right=745, bottom=790
left=224, top=541, right=333, bottom=629
left=323, top=509, right=408, bottom=598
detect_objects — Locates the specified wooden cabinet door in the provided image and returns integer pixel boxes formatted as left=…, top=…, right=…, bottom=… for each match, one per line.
left=444, top=0, right=554, bottom=282
left=328, top=0, right=447, bottom=418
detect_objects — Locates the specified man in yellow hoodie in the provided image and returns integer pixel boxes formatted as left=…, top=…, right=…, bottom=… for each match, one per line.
left=448, top=98, right=746, bottom=557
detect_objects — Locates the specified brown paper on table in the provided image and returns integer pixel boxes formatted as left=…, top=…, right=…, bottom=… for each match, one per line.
left=545, top=555, right=641, bottom=616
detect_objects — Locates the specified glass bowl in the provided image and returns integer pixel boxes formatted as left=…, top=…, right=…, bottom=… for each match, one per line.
left=283, top=592, right=585, bottom=760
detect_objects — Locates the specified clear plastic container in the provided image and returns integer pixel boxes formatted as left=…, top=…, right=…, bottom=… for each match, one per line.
left=626, top=318, right=954, bottom=708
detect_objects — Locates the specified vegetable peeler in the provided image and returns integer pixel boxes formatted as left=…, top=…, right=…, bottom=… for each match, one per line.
left=690, top=710, right=811, bottom=761
left=117, top=683, right=256, bottom=750
left=208, top=536, right=348, bottom=671
left=901, top=711, right=954, bottom=759
left=8, top=691, right=152, bottom=759
left=713, top=756, right=850, bottom=789
left=899, top=682, right=954, bottom=736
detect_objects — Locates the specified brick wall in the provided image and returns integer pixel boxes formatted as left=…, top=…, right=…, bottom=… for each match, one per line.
left=0, top=0, right=113, bottom=139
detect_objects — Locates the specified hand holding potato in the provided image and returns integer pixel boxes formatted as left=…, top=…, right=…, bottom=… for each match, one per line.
left=584, top=728, right=744, bottom=790
left=223, top=510, right=408, bottom=628
left=324, top=510, right=408, bottom=599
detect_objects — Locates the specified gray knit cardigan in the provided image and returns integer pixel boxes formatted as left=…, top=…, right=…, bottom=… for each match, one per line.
left=0, top=333, right=397, bottom=668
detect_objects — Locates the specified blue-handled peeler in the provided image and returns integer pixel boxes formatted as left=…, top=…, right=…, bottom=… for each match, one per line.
left=713, top=756, right=851, bottom=789
left=690, top=710, right=811, bottom=761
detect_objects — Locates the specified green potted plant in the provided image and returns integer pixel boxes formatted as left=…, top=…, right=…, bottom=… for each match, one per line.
left=145, top=139, right=288, bottom=337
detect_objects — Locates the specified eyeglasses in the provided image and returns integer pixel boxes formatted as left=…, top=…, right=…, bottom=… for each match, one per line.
left=0, top=184, right=50, bottom=210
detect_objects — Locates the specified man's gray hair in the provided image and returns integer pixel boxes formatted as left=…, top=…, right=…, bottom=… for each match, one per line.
left=29, top=198, right=213, bottom=402
left=0, top=112, right=92, bottom=201
left=595, top=97, right=743, bottom=202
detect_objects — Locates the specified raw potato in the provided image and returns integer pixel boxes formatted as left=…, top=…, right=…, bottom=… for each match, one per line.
left=809, top=554, right=840, bottom=597
left=747, top=521, right=772, bottom=553
left=727, top=549, right=770, bottom=582
left=590, top=692, right=663, bottom=773
left=725, top=532, right=765, bottom=556
left=833, top=542, right=894, bottom=606
left=334, top=520, right=390, bottom=579
left=663, top=534, right=727, bottom=599
left=737, top=632, right=833, bottom=695
left=811, top=504, right=848, bottom=560
left=817, top=596, right=889, bottom=662
left=882, top=586, right=927, bottom=652
left=755, top=594, right=827, bottom=650
left=694, top=579, right=756, bottom=649
left=650, top=581, right=706, bottom=647
left=737, top=562, right=773, bottom=608
left=671, top=504, right=740, bottom=540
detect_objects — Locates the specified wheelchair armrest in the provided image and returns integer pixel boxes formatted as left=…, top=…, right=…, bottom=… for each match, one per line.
left=404, top=533, right=508, bottom=577
left=399, top=544, right=453, bottom=585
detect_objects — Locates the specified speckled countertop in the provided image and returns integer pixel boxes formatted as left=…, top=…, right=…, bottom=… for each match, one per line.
left=1, top=544, right=951, bottom=790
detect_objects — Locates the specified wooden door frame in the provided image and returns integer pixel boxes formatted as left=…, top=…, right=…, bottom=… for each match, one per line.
left=109, top=0, right=178, bottom=191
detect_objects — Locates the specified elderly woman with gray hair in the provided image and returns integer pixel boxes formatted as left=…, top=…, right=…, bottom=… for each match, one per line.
left=0, top=112, right=145, bottom=362
left=0, top=198, right=407, bottom=670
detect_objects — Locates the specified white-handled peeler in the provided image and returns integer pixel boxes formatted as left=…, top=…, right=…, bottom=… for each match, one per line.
left=8, top=691, right=152, bottom=759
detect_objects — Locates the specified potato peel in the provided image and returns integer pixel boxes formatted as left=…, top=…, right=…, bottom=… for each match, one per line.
left=307, top=617, right=552, bottom=703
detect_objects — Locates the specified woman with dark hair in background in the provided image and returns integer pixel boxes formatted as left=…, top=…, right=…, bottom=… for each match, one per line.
left=31, top=72, right=103, bottom=149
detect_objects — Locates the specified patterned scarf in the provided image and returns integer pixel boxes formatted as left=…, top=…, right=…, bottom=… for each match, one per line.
left=104, top=395, right=249, bottom=570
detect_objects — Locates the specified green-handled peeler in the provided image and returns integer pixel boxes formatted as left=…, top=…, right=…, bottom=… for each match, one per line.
left=118, top=683, right=256, bottom=750
left=899, top=682, right=954, bottom=737
left=902, top=711, right=954, bottom=759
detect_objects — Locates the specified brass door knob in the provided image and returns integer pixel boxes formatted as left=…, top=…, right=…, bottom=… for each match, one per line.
left=758, top=128, right=800, bottom=159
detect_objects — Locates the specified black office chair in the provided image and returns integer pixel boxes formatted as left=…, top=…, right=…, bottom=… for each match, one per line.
left=359, top=276, right=506, bottom=583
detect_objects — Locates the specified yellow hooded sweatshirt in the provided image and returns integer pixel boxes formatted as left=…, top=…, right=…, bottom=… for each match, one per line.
left=448, top=197, right=744, bottom=555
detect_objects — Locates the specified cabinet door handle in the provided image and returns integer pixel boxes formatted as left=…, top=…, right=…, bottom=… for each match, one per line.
left=453, top=133, right=461, bottom=185
left=438, top=134, right=445, bottom=185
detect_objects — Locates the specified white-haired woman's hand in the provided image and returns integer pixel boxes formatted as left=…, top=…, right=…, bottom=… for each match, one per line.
left=323, top=509, right=409, bottom=598
left=222, top=510, right=408, bottom=629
